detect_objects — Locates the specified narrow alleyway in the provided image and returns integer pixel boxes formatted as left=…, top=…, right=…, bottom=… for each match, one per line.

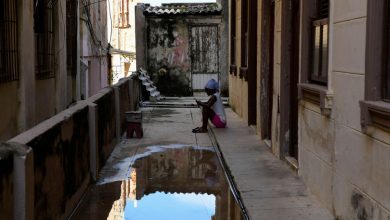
left=69, top=101, right=334, bottom=219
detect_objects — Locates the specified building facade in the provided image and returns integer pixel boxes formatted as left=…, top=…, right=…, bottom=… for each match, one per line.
left=136, top=2, right=229, bottom=97
left=0, top=0, right=109, bottom=142
left=229, top=0, right=390, bottom=219
left=108, top=0, right=140, bottom=85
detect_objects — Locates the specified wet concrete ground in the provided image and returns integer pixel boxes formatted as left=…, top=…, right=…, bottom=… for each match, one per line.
left=70, top=108, right=244, bottom=220
left=70, top=106, right=334, bottom=220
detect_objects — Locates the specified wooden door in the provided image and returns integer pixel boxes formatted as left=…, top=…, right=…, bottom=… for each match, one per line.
left=260, top=0, right=275, bottom=140
left=190, top=25, right=219, bottom=95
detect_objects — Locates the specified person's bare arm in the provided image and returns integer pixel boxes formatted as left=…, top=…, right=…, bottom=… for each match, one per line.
left=196, top=95, right=217, bottom=108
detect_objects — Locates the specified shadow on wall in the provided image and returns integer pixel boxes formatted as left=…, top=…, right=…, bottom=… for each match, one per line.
left=154, top=66, right=192, bottom=96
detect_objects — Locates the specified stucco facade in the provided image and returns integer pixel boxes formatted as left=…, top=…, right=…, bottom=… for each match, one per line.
left=108, top=0, right=140, bottom=84
left=228, top=0, right=390, bottom=219
left=0, top=0, right=109, bottom=142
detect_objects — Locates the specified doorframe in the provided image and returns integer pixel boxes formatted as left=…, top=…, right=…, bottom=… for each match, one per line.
left=280, top=0, right=300, bottom=160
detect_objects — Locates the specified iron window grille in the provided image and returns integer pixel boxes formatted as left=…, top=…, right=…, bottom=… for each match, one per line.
left=241, top=0, right=248, bottom=68
left=239, top=0, right=248, bottom=79
left=34, top=0, right=55, bottom=80
left=229, top=0, right=237, bottom=75
left=310, top=0, right=329, bottom=85
left=66, top=0, right=77, bottom=76
left=117, top=0, right=130, bottom=28
left=0, top=0, right=19, bottom=84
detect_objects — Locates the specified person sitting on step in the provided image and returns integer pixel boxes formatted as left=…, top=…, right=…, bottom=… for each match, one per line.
left=192, top=79, right=227, bottom=133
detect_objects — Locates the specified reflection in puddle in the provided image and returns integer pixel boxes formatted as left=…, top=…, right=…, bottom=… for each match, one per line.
left=72, top=146, right=244, bottom=220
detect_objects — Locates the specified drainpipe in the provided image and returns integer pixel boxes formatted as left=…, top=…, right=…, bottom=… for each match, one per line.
left=76, top=0, right=81, bottom=100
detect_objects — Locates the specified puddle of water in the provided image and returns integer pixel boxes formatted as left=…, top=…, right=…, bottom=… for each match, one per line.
left=71, top=146, right=245, bottom=220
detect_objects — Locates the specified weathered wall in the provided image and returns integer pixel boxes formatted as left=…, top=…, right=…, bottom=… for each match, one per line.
left=11, top=103, right=91, bottom=220
left=271, top=0, right=282, bottom=157
left=143, top=12, right=225, bottom=97
left=0, top=0, right=75, bottom=143
left=229, top=0, right=390, bottom=218
left=1, top=78, right=140, bottom=219
left=219, top=0, right=229, bottom=96
left=80, top=0, right=109, bottom=98
left=298, top=0, right=390, bottom=219
left=0, top=82, right=19, bottom=142
left=90, top=88, right=117, bottom=170
left=110, top=0, right=140, bottom=84
left=115, top=78, right=140, bottom=134
left=228, top=0, right=249, bottom=122
left=146, top=17, right=192, bottom=96
left=35, top=79, right=57, bottom=123
left=0, top=147, right=14, bottom=220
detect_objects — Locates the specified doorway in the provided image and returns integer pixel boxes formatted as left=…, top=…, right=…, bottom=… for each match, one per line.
left=280, top=0, right=300, bottom=160
left=247, top=0, right=258, bottom=126
left=190, top=25, right=220, bottom=96
left=260, top=0, right=275, bottom=141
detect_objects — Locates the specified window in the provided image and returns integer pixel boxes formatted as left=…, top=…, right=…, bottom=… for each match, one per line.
left=117, top=0, right=130, bottom=28
left=360, top=0, right=390, bottom=132
left=34, top=0, right=55, bottom=79
left=229, top=0, right=237, bottom=76
left=67, top=0, right=77, bottom=76
left=298, top=0, right=332, bottom=115
left=0, top=0, right=18, bottom=84
left=239, top=0, right=248, bottom=79
left=310, top=0, right=329, bottom=85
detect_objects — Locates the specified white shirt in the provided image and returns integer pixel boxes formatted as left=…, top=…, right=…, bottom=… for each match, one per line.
left=211, top=92, right=226, bottom=123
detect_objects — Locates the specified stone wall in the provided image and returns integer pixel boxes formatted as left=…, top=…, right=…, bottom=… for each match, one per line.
left=1, top=77, right=139, bottom=219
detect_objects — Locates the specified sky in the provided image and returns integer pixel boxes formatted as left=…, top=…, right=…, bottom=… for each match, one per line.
left=124, top=192, right=216, bottom=220
left=141, top=0, right=216, bottom=6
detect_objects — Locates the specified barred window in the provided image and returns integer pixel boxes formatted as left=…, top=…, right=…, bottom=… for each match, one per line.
left=241, top=0, right=248, bottom=68
left=67, top=0, right=77, bottom=76
left=117, top=0, right=130, bottom=28
left=230, top=0, right=236, bottom=65
left=0, top=0, right=18, bottom=84
left=34, top=0, right=55, bottom=79
left=310, top=0, right=329, bottom=85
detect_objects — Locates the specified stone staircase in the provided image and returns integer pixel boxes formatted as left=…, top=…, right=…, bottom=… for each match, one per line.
left=138, top=68, right=162, bottom=101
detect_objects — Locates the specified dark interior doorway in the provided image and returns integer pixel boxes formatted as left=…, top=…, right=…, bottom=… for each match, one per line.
left=247, top=0, right=258, bottom=126
left=280, top=0, right=300, bottom=160
left=260, top=0, right=275, bottom=140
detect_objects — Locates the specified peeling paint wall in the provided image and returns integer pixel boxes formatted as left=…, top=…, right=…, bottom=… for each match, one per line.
left=146, top=18, right=192, bottom=96
left=28, top=106, right=90, bottom=220
left=139, top=10, right=226, bottom=97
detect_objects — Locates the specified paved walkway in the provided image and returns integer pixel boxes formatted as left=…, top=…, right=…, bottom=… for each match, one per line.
left=81, top=106, right=334, bottom=219
left=209, top=108, right=334, bottom=220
